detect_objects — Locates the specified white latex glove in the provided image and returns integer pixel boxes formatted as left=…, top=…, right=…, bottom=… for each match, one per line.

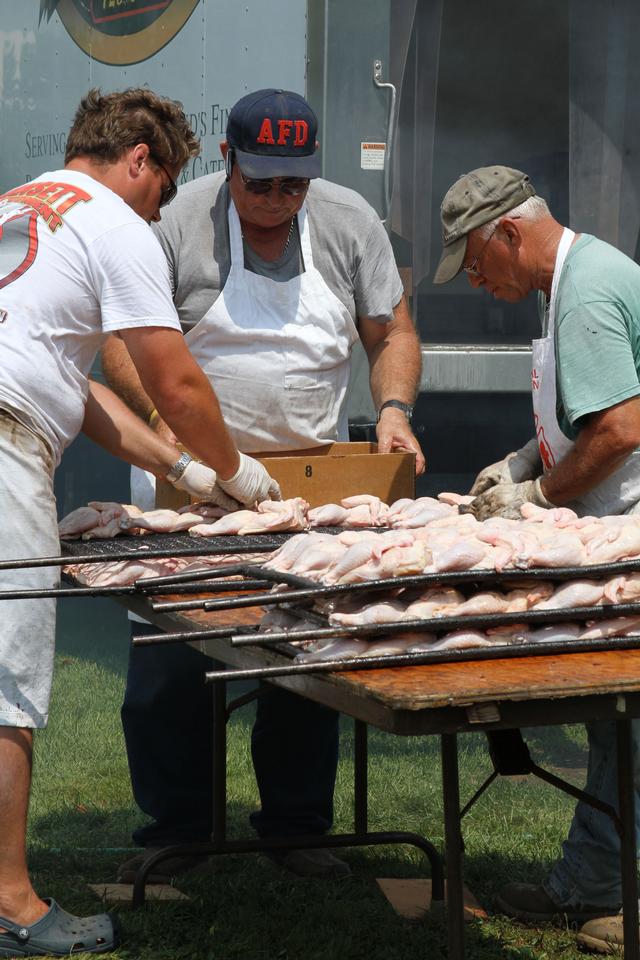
left=469, top=438, right=542, bottom=496
left=462, top=477, right=553, bottom=521
left=170, top=461, right=238, bottom=511
left=217, top=452, right=282, bottom=506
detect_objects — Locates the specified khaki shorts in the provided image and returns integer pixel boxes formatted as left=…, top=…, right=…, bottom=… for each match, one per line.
left=0, top=412, right=59, bottom=728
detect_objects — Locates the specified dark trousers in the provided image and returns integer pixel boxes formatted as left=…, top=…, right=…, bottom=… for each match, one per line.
left=121, top=622, right=340, bottom=846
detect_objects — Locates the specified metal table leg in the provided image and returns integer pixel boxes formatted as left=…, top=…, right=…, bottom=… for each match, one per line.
left=442, top=733, right=465, bottom=960
left=354, top=719, right=368, bottom=836
left=132, top=674, right=443, bottom=909
left=211, top=661, right=227, bottom=844
left=617, top=717, right=639, bottom=960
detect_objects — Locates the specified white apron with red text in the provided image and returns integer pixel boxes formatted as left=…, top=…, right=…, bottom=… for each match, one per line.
left=531, top=227, right=640, bottom=516
left=184, top=199, right=358, bottom=452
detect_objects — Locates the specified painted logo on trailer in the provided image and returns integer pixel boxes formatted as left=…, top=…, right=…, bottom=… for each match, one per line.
left=39, top=0, right=200, bottom=65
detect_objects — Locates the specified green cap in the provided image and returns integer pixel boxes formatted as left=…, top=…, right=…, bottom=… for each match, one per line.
left=433, top=165, right=536, bottom=284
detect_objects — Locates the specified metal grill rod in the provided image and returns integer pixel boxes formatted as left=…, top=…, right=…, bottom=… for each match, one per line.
left=205, top=634, right=640, bottom=683
left=230, top=600, right=640, bottom=646
left=0, top=577, right=270, bottom=601
left=1, top=541, right=280, bottom=571
left=134, top=562, right=261, bottom=586
left=132, top=625, right=260, bottom=647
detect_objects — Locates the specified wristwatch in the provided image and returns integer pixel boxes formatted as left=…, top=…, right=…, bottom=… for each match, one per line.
left=377, top=399, right=414, bottom=422
left=166, top=452, right=193, bottom=483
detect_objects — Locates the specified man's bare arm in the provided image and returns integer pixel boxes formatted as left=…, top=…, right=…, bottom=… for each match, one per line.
left=83, top=379, right=181, bottom=476
left=541, top=395, right=640, bottom=504
left=117, top=326, right=240, bottom=479
left=101, top=334, right=154, bottom=421
left=359, top=295, right=425, bottom=474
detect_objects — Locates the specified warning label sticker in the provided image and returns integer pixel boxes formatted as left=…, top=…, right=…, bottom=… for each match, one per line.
left=360, top=142, right=386, bottom=170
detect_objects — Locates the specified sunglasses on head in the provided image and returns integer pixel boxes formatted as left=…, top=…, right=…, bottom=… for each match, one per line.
left=151, top=154, right=178, bottom=207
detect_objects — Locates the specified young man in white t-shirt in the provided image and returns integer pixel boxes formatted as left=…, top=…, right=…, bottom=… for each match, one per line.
left=0, top=87, right=279, bottom=957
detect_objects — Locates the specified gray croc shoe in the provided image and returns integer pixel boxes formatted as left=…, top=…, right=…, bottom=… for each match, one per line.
left=0, top=899, right=119, bottom=956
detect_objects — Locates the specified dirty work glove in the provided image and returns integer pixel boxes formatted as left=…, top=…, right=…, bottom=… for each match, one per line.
left=462, top=478, right=553, bottom=521
left=469, top=438, right=542, bottom=496
left=169, top=460, right=238, bottom=511
left=217, top=452, right=282, bottom=506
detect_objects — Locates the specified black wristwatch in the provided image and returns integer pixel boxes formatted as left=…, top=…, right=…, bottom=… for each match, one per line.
left=377, top=399, right=414, bottom=422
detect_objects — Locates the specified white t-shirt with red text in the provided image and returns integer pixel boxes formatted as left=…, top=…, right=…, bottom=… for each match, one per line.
left=0, top=169, right=180, bottom=464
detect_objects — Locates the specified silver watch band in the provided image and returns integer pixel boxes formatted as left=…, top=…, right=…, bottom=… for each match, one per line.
left=166, top=452, right=192, bottom=483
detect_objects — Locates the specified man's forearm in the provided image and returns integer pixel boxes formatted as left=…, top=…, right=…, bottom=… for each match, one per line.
left=362, top=297, right=422, bottom=409
left=101, top=335, right=155, bottom=421
left=120, top=326, right=240, bottom=479
left=541, top=397, right=640, bottom=504
left=83, top=380, right=180, bottom=476
left=368, top=329, right=422, bottom=408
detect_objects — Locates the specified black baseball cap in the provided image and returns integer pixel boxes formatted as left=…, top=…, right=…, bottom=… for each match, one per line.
left=226, top=88, right=321, bottom=178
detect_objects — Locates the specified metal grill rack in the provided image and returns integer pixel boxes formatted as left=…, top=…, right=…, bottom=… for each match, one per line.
left=110, top=553, right=640, bottom=680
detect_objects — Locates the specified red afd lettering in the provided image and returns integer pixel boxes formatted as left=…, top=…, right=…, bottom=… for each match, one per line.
left=256, top=118, right=275, bottom=144
left=277, top=119, right=293, bottom=145
left=293, top=120, right=308, bottom=146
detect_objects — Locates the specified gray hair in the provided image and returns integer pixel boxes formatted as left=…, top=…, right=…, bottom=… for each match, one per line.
left=477, top=195, right=550, bottom=239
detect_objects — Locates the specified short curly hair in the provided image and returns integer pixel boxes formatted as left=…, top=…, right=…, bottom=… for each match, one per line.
left=65, top=87, right=200, bottom=167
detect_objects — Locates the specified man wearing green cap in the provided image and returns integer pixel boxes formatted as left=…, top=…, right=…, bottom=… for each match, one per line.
left=435, top=165, right=640, bottom=951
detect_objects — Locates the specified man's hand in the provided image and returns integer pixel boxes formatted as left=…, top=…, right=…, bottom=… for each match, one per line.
left=217, top=452, right=282, bottom=506
left=470, top=438, right=541, bottom=496
left=376, top=407, right=426, bottom=474
left=462, top=477, right=553, bottom=521
left=171, top=461, right=238, bottom=510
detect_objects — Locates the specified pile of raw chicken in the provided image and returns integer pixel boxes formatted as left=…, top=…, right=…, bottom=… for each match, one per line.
left=59, top=493, right=640, bottom=656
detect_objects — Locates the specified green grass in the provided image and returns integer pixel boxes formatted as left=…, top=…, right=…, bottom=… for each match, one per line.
left=25, top=596, right=595, bottom=959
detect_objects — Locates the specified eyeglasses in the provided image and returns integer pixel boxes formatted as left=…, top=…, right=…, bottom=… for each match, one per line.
left=463, top=226, right=497, bottom=277
left=238, top=168, right=310, bottom=197
left=151, top=155, right=178, bottom=207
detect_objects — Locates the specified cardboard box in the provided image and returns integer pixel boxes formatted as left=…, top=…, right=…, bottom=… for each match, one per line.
left=156, top=442, right=415, bottom=509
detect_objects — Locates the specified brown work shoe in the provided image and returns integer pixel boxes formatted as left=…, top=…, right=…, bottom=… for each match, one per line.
left=578, top=914, right=625, bottom=954
left=495, top=882, right=617, bottom=926
left=116, top=847, right=209, bottom=885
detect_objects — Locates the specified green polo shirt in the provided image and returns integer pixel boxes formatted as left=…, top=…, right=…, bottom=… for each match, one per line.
left=555, top=234, right=640, bottom=440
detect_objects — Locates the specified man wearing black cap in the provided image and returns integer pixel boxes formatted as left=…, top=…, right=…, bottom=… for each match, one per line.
left=103, top=88, right=423, bottom=881
left=434, top=165, right=640, bottom=950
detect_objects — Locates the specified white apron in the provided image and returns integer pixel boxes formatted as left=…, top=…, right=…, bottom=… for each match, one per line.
left=532, top=227, right=640, bottom=517
left=185, top=199, right=359, bottom=452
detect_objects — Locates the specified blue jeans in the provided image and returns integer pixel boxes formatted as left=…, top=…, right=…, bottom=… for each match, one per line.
left=544, top=718, right=640, bottom=909
left=121, top=622, right=340, bottom=845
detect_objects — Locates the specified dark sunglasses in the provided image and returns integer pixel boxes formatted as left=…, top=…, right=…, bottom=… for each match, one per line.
left=151, top=155, right=178, bottom=207
left=238, top=168, right=310, bottom=197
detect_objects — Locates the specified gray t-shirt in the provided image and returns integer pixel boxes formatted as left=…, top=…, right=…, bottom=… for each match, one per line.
left=152, top=172, right=403, bottom=332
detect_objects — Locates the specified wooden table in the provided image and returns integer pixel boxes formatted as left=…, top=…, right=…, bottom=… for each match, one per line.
left=125, top=591, right=640, bottom=960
